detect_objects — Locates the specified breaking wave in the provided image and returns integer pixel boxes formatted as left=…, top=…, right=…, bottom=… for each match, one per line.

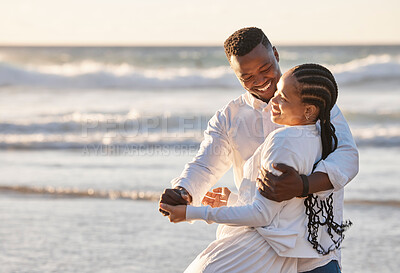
left=1, top=54, right=399, bottom=89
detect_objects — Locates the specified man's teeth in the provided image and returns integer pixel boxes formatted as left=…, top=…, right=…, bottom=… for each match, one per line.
left=257, top=81, right=271, bottom=92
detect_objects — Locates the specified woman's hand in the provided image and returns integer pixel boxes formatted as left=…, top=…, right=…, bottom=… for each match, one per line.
left=202, top=187, right=231, bottom=208
left=159, top=203, right=187, bottom=223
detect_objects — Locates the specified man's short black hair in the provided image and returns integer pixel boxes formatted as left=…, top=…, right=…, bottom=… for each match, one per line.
left=224, top=27, right=272, bottom=60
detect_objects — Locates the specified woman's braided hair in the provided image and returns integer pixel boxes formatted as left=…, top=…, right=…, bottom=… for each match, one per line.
left=292, top=63, right=352, bottom=255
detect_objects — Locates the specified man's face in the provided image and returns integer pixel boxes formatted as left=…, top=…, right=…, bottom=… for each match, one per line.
left=230, top=43, right=282, bottom=102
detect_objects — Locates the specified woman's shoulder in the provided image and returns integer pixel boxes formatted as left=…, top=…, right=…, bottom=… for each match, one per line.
left=264, top=125, right=319, bottom=151
left=272, top=125, right=317, bottom=136
left=260, top=125, right=321, bottom=175
left=269, top=125, right=315, bottom=140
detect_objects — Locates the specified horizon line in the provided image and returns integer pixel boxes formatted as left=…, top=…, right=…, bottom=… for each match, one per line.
left=1, top=42, right=400, bottom=47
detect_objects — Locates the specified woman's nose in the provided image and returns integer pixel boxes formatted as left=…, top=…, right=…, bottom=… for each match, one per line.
left=270, top=92, right=279, bottom=104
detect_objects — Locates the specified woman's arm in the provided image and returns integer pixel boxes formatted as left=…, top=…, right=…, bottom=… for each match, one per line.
left=186, top=190, right=284, bottom=226
left=184, top=146, right=298, bottom=226
left=161, top=141, right=302, bottom=226
left=159, top=190, right=284, bottom=226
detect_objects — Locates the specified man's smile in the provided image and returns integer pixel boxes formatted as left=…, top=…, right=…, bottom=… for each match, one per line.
left=253, top=80, right=273, bottom=93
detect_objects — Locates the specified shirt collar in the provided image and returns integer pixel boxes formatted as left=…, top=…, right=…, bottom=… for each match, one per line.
left=244, top=91, right=270, bottom=111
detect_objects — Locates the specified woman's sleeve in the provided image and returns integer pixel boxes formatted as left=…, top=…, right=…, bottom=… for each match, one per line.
left=186, top=137, right=302, bottom=227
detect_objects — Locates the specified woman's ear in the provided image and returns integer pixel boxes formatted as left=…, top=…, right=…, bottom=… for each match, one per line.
left=304, top=105, right=319, bottom=121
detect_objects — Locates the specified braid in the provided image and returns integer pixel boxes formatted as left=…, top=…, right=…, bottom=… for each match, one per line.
left=292, top=63, right=351, bottom=255
left=292, top=63, right=338, bottom=160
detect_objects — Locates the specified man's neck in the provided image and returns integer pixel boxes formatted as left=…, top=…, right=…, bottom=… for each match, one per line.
left=251, top=92, right=270, bottom=104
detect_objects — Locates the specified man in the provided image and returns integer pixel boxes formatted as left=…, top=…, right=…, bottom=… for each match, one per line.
left=159, top=27, right=358, bottom=272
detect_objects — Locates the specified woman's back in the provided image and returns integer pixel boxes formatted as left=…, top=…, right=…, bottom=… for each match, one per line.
left=227, top=125, right=323, bottom=257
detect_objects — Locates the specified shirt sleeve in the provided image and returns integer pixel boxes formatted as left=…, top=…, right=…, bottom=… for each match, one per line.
left=314, top=104, right=359, bottom=192
left=186, top=190, right=285, bottom=226
left=227, top=192, right=239, bottom=206
left=171, top=109, right=233, bottom=206
left=186, top=137, right=301, bottom=227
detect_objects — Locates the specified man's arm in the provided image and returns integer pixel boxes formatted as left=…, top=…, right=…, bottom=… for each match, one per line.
left=313, top=104, right=359, bottom=190
left=160, top=109, right=233, bottom=208
left=259, top=104, right=359, bottom=201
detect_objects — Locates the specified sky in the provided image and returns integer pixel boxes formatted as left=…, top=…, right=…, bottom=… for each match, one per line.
left=1, top=0, right=399, bottom=46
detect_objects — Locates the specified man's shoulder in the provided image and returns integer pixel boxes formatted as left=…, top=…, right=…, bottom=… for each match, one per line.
left=207, top=93, right=252, bottom=132
left=330, top=103, right=341, bottom=117
left=221, top=93, right=247, bottom=109
left=216, top=93, right=251, bottom=117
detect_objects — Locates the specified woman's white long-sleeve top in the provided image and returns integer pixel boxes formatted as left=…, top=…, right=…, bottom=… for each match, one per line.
left=186, top=125, right=345, bottom=271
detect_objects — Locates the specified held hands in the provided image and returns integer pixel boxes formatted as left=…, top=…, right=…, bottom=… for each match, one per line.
left=159, top=203, right=187, bottom=223
left=257, top=163, right=303, bottom=202
left=202, top=187, right=231, bottom=208
left=159, top=187, right=192, bottom=216
left=158, top=186, right=231, bottom=223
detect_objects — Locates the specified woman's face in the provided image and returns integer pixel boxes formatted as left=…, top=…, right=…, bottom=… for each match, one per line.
left=270, top=72, right=310, bottom=126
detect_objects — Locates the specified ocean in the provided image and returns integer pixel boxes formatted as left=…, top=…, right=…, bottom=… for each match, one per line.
left=1, top=45, right=399, bottom=272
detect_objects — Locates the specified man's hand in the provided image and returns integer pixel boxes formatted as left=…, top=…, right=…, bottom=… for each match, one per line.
left=257, top=163, right=303, bottom=202
left=202, top=187, right=231, bottom=208
left=159, top=187, right=192, bottom=216
left=159, top=203, right=187, bottom=223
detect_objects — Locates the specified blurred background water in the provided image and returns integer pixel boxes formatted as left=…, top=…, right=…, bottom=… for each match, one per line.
left=1, top=45, right=399, bottom=272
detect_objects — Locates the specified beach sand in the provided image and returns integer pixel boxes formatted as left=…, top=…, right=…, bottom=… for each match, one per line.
left=0, top=195, right=399, bottom=273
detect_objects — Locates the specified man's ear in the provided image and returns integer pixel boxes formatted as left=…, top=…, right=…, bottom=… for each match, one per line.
left=273, top=46, right=280, bottom=63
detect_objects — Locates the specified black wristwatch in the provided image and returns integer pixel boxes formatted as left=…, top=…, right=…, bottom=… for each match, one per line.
left=299, top=174, right=310, bottom=197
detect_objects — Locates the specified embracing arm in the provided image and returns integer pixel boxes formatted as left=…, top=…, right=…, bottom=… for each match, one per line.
left=312, top=104, right=359, bottom=191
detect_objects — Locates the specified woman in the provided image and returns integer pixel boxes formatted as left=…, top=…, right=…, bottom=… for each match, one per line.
left=160, top=64, right=350, bottom=273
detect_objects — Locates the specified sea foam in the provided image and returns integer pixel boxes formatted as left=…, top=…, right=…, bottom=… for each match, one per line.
left=1, top=54, right=399, bottom=89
